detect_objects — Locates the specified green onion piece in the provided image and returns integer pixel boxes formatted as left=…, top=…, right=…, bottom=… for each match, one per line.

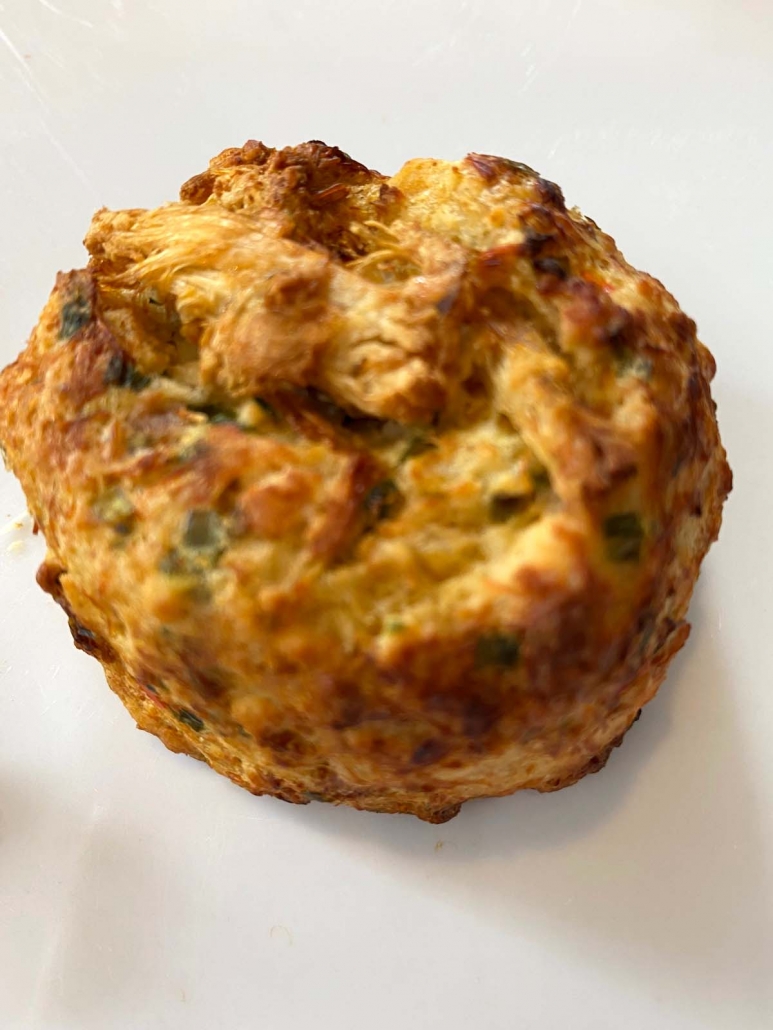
left=603, top=512, right=644, bottom=562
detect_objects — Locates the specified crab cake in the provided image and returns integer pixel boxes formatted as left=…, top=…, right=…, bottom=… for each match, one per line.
left=0, top=142, right=731, bottom=822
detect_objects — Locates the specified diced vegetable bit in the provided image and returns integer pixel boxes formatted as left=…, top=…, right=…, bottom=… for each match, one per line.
left=59, top=296, right=92, bottom=339
left=104, top=352, right=151, bottom=391
left=364, top=479, right=401, bottom=521
left=489, top=491, right=533, bottom=523
left=176, top=708, right=205, bottom=732
left=474, top=632, right=520, bottom=668
left=383, top=617, right=406, bottom=634
left=614, top=347, right=653, bottom=381
left=160, top=510, right=227, bottom=577
left=400, top=436, right=437, bottom=463
left=603, top=511, right=644, bottom=562
left=92, top=486, right=135, bottom=534
left=182, top=509, right=226, bottom=553
left=158, top=549, right=186, bottom=575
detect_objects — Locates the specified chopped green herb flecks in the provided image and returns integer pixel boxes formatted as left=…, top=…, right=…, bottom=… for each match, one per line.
left=364, top=479, right=401, bottom=521
left=92, top=486, right=135, bottom=535
left=158, top=549, right=186, bottom=575
left=160, top=510, right=227, bottom=579
left=383, top=618, right=406, bottom=634
left=59, top=297, right=92, bottom=339
left=474, top=632, right=520, bottom=668
left=603, top=511, right=644, bottom=562
left=182, top=509, right=225, bottom=553
left=400, top=436, right=437, bottom=463
left=615, top=348, right=653, bottom=381
left=104, top=352, right=151, bottom=391
left=176, top=709, right=205, bottom=732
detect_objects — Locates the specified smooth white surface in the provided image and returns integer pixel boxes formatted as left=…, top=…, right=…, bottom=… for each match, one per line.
left=1, top=1, right=771, bottom=1027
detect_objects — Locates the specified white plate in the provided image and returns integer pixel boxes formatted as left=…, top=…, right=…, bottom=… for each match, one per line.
left=1, top=2, right=771, bottom=1028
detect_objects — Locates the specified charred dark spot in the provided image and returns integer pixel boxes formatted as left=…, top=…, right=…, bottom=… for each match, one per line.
left=60, top=297, right=93, bottom=339
left=521, top=228, right=554, bottom=257
left=104, top=351, right=151, bottom=391
left=499, top=157, right=538, bottom=177
left=260, top=728, right=308, bottom=760
left=534, top=256, right=569, bottom=280
left=670, top=311, right=697, bottom=343
left=176, top=709, right=205, bottom=732
left=411, top=739, right=448, bottom=766
left=537, top=176, right=566, bottom=210
left=489, top=492, right=533, bottom=523
left=466, top=153, right=538, bottom=182
left=36, top=564, right=117, bottom=661
left=426, top=803, right=462, bottom=824
left=304, top=388, right=349, bottom=425
left=474, top=632, right=520, bottom=668
left=531, top=465, right=552, bottom=490
left=463, top=698, right=500, bottom=737
left=67, top=617, right=116, bottom=662
left=255, top=396, right=277, bottom=420
left=330, top=692, right=367, bottom=731
left=364, top=479, right=402, bottom=521
left=185, top=663, right=229, bottom=701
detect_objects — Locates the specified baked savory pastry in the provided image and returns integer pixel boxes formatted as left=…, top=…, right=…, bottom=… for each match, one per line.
left=0, top=142, right=731, bottom=821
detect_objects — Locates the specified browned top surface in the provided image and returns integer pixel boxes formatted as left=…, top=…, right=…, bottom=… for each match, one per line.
left=0, top=141, right=730, bottom=786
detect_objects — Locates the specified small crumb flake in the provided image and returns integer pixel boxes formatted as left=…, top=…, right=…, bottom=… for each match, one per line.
left=269, top=925, right=293, bottom=945
left=1, top=512, right=29, bottom=536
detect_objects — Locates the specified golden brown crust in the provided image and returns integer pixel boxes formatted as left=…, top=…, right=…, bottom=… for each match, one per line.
left=0, top=141, right=731, bottom=820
